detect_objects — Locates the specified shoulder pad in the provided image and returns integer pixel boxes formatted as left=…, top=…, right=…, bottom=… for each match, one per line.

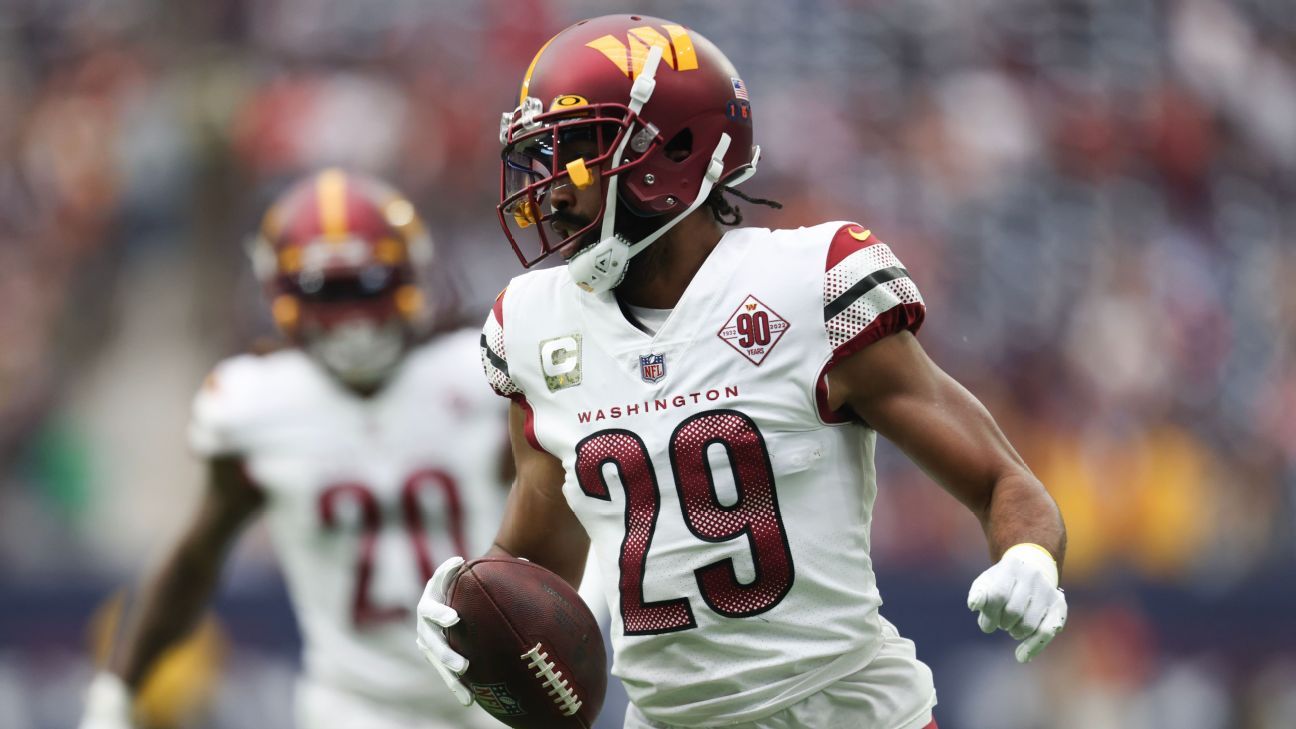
left=188, top=352, right=302, bottom=457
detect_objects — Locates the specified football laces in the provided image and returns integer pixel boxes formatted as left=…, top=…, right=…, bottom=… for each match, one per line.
left=521, top=642, right=582, bottom=716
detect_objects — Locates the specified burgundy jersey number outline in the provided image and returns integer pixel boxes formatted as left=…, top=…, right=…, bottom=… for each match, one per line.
left=319, top=468, right=466, bottom=628
left=669, top=409, right=793, bottom=618
left=575, top=430, right=696, bottom=635
left=575, top=410, right=793, bottom=635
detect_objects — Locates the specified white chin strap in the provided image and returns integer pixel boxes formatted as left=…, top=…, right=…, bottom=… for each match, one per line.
left=567, top=46, right=761, bottom=295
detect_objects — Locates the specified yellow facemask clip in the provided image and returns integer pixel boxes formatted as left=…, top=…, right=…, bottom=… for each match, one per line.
left=566, top=158, right=594, bottom=189
left=512, top=200, right=540, bottom=228
left=395, top=285, right=425, bottom=319
left=271, top=294, right=300, bottom=331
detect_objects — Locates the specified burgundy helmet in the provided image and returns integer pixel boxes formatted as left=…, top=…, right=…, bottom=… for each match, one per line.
left=249, top=169, right=433, bottom=385
left=498, top=14, right=760, bottom=292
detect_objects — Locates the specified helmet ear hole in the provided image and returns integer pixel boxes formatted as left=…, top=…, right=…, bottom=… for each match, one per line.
left=664, top=128, right=693, bottom=162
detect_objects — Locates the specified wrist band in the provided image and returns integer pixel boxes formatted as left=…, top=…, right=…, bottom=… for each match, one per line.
left=1004, top=543, right=1059, bottom=588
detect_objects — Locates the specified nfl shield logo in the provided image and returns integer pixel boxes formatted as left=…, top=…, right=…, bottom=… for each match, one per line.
left=639, top=353, right=666, bottom=383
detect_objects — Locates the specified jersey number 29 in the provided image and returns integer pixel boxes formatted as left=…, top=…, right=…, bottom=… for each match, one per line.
left=576, top=409, right=794, bottom=635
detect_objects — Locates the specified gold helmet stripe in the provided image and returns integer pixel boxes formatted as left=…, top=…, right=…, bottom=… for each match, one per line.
left=316, top=168, right=349, bottom=239
left=662, top=25, right=698, bottom=70
left=520, top=32, right=561, bottom=104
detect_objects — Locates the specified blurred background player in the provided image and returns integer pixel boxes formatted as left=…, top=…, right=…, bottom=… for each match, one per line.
left=77, top=169, right=508, bottom=729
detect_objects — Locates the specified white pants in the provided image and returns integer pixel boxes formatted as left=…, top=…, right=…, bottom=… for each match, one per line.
left=295, top=678, right=499, bottom=729
left=623, top=624, right=937, bottom=729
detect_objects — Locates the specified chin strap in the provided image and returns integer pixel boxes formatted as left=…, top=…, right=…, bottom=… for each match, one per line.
left=623, top=140, right=765, bottom=262
left=624, top=133, right=733, bottom=260
left=598, top=45, right=664, bottom=244
left=570, top=41, right=764, bottom=295
left=568, top=44, right=665, bottom=294
left=721, top=144, right=762, bottom=189
left=570, top=131, right=745, bottom=294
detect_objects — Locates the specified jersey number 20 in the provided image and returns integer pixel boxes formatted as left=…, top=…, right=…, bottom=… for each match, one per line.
left=576, top=409, right=794, bottom=635
left=318, top=469, right=466, bottom=628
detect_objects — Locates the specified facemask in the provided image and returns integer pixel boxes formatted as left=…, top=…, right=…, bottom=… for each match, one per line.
left=307, top=319, right=405, bottom=388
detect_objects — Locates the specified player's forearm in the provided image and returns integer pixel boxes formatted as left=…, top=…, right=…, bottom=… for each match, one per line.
left=490, top=488, right=590, bottom=588
left=979, top=472, right=1066, bottom=568
left=108, top=536, right=225, bottom=689
left=489, top=528, right=589, bottom=588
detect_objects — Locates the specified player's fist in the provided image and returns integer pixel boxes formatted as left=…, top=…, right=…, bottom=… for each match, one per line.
left=415, top=556, right=473, bottom=706
left=78, top=673, right=134, bottom=729
left=967, top=543, right=1068, bottom=664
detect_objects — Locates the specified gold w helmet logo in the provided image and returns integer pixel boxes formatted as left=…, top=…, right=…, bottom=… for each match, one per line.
left=585, top=24, right=699, bottom=78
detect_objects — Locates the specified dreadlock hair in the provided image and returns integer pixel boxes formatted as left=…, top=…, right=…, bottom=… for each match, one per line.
left=705, top=184, right=783, bottom=226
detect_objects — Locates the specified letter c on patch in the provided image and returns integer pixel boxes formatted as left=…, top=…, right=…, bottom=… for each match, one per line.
left=541, top=336, right=579, bottom=377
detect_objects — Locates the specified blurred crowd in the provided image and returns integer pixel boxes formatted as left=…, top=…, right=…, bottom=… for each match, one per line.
left=1, top=0, right=1294, bottom=728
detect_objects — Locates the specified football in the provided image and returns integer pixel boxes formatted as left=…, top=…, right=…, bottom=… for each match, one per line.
left=446, top=557, right=607, bottom=728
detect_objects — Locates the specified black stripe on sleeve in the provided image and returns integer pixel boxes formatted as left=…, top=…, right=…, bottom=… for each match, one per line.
left=480, top=332, right=509, bottom=375
left=823, top=266, right=909, bottom=321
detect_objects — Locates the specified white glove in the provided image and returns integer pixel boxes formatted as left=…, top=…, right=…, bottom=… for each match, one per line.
left=967, top=543, right=1068, bottom=663
left=415, top=556, right=473, bottom=706
left=78, top=673, right=134, bottom=729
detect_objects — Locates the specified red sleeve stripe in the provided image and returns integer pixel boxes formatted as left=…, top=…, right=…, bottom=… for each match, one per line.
left=814, top=363, right=855, bottom=425
left=509, top=393, right=547, bottom=453
left=825, top=224, right=879, bottom=271
left=830, top=302, right=926, bottom=365
left=491, top=287, right=507, bottom=327
left=816, top=301, right=926, bottom=418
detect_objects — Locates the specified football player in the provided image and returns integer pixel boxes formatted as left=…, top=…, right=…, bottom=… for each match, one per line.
left=80, top=170, right=508, bottom=729
left=417, top=15, right=1067, bottom=729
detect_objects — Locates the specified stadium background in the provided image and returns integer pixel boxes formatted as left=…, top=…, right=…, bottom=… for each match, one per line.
left=1, top=0, right=1294, bottom=727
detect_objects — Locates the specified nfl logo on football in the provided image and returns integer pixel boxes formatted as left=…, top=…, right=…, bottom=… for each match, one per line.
left=640, top=353, right=666, bottom=383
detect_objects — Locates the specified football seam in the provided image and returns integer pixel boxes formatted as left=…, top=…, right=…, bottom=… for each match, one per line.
left=522, top=642, right=584, bottom=717
left=469, top=566, right=531, bottom=650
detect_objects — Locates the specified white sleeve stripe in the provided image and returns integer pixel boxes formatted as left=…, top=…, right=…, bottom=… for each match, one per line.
left=825, top=277, right=924, bottom=351
left=824, top=244, right=905, bottom=305
left=823, top=266, right=908, bottom=321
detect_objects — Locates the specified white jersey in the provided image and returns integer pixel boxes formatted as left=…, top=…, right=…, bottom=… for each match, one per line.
left=190, top=329, right=507, bottom=724
left=481, top=223, right=930, bottom=726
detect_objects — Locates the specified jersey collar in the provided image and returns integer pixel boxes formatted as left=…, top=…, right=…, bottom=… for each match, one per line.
left=578, top=228, right=750, bottom=373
